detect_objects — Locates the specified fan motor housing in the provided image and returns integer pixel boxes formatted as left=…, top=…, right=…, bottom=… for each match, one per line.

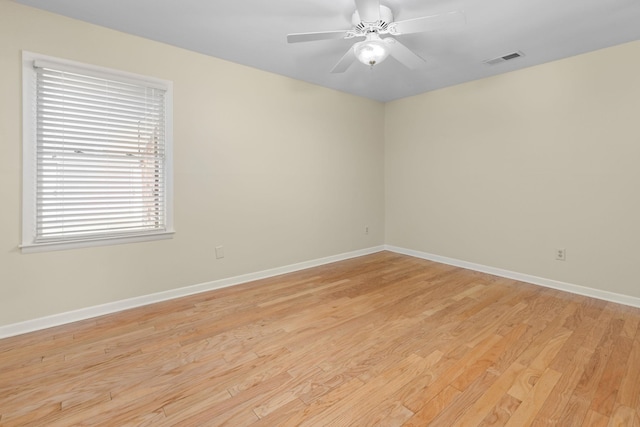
left=352, top=5, right=393, bottom=26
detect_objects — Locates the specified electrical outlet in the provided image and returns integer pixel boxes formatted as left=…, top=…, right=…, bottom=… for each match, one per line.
left=556, top=248, right=566, bottom=261
left=215, top=246, right=224, bottom=259
left=365, top=226, right=369, bottom=235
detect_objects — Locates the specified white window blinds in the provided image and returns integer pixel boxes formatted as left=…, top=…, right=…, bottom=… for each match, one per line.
left=31, top=60, right=169, bottom=245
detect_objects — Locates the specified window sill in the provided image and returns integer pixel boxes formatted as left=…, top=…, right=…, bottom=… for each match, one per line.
left=20, top=231, right=175, bottom=254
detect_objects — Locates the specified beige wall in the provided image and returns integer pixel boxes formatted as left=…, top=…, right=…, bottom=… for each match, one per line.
left=0, top=1, right=385, bottom=326
left=2, top=0, right=639, bottom=329
left=385, top=41, right=640, bottom=298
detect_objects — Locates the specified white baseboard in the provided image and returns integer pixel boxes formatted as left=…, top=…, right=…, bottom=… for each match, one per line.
left=5, top=244, right=637, bottom=340
left=386, top=245, right=640, bottom=309
left=0, top=246, right=385, bottom=339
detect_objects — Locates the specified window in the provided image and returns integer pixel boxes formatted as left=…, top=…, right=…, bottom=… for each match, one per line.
left=22, top=52, right=173, bottom=253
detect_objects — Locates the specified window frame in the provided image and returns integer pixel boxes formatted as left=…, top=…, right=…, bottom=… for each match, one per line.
left=21, top=51, right=174, bottom=253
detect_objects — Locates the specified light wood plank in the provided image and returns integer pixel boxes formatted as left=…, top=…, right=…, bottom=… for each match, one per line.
left=478, top=393, right=522, bottom=427
left=607, top=405, right=640, bottom=427
left=503, top=367, right=563, bottom=427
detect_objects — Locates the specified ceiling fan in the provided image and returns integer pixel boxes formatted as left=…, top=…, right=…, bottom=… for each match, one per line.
left=287, top=0, right=465, bottom=73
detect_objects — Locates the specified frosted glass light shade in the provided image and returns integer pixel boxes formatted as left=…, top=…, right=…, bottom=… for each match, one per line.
left=353, top=33, right=389, bottom=67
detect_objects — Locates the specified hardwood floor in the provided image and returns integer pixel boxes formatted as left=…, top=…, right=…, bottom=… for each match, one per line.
left=1, top=251, right=639, bottom=426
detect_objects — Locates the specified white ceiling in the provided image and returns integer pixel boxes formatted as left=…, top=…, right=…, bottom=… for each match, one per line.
left=14, top=0, right=640, bottom=102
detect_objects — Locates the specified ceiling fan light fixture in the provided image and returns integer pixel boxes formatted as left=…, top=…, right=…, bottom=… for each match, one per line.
left=353, top=33, right=389, bottom=67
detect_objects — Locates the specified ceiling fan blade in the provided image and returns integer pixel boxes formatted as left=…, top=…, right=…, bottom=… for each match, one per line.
left=391, top=11, right=465, bottom=35
left=384, top=38, right=426, bottom=69
left=287, top=30, right=349, bottom=43
left=330, top=48, right=357, bottom=73
left=354, top=0, right=381, bottom=22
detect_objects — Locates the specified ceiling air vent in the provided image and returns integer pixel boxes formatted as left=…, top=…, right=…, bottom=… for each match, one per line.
left=483, top=51, right=524, bottom=65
